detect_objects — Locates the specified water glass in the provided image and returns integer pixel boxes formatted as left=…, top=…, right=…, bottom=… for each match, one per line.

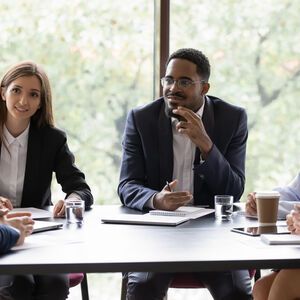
left=214, top=195, right=233, bottom=220
left=66, top=199, right=84, bottom=224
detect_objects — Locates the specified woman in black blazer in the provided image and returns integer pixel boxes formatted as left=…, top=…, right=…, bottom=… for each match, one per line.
left=0, top=61, right=93, bottom=300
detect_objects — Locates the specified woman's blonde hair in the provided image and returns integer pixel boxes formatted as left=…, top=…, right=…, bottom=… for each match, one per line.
left=0, top=61, right=54, bottom=145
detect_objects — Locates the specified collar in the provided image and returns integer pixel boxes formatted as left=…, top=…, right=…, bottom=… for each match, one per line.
left=3, top=123, right=30, bottom=147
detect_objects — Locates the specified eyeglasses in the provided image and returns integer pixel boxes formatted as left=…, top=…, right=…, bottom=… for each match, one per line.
left=161, top=77, right=205, bottom=89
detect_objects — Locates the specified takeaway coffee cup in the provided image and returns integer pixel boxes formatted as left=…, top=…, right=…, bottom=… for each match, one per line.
left=255, top=191, right=280, bottom=226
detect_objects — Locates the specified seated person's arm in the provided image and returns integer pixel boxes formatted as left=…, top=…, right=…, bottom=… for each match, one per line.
left=0, top=224, right=20, bottom=254
left=0, top=208, right=34, bottom=252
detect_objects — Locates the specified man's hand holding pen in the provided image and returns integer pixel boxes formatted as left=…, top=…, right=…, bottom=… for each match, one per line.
left=153, top=179, right=193, bottom=211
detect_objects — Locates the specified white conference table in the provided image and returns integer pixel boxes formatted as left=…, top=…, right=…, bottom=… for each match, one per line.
left=0, top=205, right=300, bottom=275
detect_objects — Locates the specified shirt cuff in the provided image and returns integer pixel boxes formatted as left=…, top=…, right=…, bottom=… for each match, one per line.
left=66, top=193, right=82, bottom=201
left=199, top=154, right=205, bottom=164
left=145, top=194, right=156, bottom=209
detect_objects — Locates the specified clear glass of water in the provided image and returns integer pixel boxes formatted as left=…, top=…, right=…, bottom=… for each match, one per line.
left=65, top=199, right=84, bottom=224
left=214, top=195, right=233, bottom=220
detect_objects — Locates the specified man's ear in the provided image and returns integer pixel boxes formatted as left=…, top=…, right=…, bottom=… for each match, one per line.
left=202, top=82, right=210, bottom=95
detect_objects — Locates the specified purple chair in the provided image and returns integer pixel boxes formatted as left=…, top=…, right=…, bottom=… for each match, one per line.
left=69, top=273, right=89, bottom=300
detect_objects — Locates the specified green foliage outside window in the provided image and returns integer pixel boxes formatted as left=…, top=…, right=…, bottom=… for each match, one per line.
left=171, top=0, right=300, bottom=197
left=1, top=0, right=299, bottom=206
left=0, top=0, right=154, bottom=204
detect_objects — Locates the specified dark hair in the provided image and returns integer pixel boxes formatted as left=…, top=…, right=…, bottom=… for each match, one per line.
left=0, top=61, right=54, bottom=148
left=166, top=48, right=210, bottom=82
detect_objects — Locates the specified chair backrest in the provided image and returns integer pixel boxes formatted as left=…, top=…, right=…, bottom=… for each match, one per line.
left=69, top=273, right=89, bottom=300
left=69, top=273, right=84, bottom=287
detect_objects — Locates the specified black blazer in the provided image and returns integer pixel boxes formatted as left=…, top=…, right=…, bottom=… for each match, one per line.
left=0, top=122, right=93, bottom=208
left=118, top=96, right=248, bottom=210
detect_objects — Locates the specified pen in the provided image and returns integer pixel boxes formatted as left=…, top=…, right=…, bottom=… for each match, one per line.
left=166, top=181, right=172, bottom=192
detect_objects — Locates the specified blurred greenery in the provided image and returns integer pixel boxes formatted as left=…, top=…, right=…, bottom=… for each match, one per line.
left=1, top=0, right=299, bottom=206
left=0, top=0, right=154, bottom=204
left=171, top=0, right=300, bottom=199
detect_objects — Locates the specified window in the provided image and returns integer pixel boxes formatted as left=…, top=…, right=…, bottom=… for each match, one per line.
left=1, top=0, right=154, bottom=204
left=171, top=0, right=300, bottom=194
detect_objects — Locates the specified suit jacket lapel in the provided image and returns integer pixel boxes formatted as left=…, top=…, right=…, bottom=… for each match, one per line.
left=193, top=96, right=215, bottom=204
left=21, top=124, right=41, bottom=207
left=202, top=96, right=215, bottom=141
left=158, top=101, right=173, bottom=189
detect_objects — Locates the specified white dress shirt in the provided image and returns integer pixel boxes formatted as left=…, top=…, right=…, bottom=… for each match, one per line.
left=0, top=125, right=29, bottom=207
left=146, top=101, right=205, bottom=208
left=171, top=103, right=205, bottom=203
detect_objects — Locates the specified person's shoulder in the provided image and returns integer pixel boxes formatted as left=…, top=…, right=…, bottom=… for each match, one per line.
left=208, top=95, right=246, bottom=114
left=206, top=95, right=247, bottom=118
left=30, top=123, right=67, bottom=142
left=131, top=97, right=164, bottom=116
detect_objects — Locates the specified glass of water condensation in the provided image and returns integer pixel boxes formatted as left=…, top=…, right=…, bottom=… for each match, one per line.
left=214, top=195, right=233, bottom=220
left=65, top=199, right=84, bottom=224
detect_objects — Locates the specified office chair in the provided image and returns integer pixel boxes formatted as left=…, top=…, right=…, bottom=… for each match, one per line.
left=69, top=273, right=89, bottom=300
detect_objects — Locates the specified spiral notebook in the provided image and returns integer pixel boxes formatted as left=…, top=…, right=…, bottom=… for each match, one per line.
left=149, top=206, right=214, bottom=219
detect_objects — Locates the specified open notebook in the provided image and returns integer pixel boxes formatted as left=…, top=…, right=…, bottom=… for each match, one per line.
left=33, top=220, right=64, bottom=233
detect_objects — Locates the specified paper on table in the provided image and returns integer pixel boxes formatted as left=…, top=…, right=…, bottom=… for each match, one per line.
left=261, top=234, right=300, bottom=245
left=237, top=210, right=286, bottom=221
left=11, top=234, right=83, bottom=250
left=10, top=207, right=52, bottom=219
left=149, top=206, right=214, bottom=219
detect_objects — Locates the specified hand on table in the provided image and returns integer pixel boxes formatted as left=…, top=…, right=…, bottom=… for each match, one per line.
left=53, top=199, right=66, bottom=218
left=245, top=192, right=257, bottom=215
left=286, top=205, right=300, bottom=234
left=153, top=179, right=193, bottom=211
left=0, top=210, right=34, bottom=246
left=0, top=196, right=13, bottom=210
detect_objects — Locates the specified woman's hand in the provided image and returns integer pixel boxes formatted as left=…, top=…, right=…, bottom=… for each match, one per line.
left=53, top=200, right=66, bottom=218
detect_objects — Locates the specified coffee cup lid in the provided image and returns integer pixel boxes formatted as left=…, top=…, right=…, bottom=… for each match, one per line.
left=255, top=191, right=280, bottom=198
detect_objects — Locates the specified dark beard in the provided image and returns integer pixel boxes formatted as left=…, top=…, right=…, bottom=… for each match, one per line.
left=164, top=103, right=187, bottom=122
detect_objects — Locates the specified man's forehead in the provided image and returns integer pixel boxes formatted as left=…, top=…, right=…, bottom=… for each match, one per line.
left=165, top=58, right=198, bottom=77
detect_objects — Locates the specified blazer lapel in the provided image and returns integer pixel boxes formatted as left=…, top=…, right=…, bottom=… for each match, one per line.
left=202, top=96, right=215, bottom=141
left=158, top=102, right=173, bottom=189
left=21, top=124, right=41, bottom=207
left=193, top=96, right=215, bottom=204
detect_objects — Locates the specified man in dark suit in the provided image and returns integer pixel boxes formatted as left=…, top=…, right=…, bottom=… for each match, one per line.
left=118, top=48, right=252, bottom=300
